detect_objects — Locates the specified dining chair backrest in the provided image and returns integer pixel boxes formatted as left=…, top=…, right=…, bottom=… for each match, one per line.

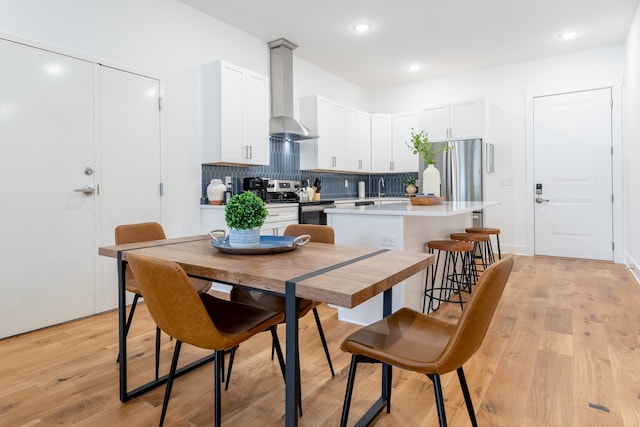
left=126, top=252, right=225, bottom=350
left=436, top=255, right=513, bottom=373
left=115, top=222, right=166, bottom=245
left=115, top=222, right=167, bottom=293
left=283, top=224, right=334, bottom=244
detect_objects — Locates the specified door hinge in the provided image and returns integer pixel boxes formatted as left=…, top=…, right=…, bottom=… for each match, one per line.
left=610, top=99, right=613, bottom=108
left=612, top=241, right=615, bottom=250
left=160, top=182, right=164, bottom=196
left=158, top=97, right=163, bottom=111
left=611, top=194, right=614, bottom=203
left=611, top=146, right=613, bottom=155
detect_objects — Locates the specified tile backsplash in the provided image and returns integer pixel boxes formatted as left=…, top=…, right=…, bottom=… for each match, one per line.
left=202, top=138, right=417, bottom=202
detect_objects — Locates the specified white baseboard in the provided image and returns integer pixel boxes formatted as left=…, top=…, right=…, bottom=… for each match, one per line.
left=625, top=253, right=640, bottom=284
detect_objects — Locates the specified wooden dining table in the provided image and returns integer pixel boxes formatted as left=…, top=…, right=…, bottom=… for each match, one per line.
left=99, top=234, right=433, bottom=427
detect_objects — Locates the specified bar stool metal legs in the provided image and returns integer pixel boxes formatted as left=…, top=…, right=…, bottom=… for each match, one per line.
left=465, top=227, right=502, bottom=260
left=450, top=232, right=493, bottom=277
left=422, top=240, right=475, bottom=313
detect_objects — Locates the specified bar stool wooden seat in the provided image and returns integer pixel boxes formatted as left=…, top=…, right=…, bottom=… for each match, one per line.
left=450, top=232, right=493, bottom=280
left=423, top=240, right=475, bottom=313
left=466, top=227, right=502, bottom=260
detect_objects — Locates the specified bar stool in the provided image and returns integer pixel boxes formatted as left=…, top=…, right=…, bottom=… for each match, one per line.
left=466, top=227, right=502, bottom=260
left=450, top=232, right=493, bottom=280
left=423, top=240, right=475, bottom=313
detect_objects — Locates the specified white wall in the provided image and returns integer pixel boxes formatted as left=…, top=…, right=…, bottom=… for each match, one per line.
left=624, top=3, right=640, bottom=280
left=293, top=57, right=369, bottom=112
left=369, top=46, right=626, bottom=257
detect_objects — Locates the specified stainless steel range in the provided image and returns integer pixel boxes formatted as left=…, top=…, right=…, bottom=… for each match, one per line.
left=265, top=179, right=300, bottom=203
left=265, top=179, right=335, bottom=225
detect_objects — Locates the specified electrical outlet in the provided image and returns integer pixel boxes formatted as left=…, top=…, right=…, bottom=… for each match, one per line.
left=380, top=236, right=397, bottom=247
left=345, top=179, right=349, bottom=188
left=225, top=176, right=232, bottom=186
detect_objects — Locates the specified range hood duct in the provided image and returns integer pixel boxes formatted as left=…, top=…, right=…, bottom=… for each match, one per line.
left=268, top=38, right=318, bottom=141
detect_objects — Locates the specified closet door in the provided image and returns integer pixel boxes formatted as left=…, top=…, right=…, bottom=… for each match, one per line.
left=97, top=66, right=162, bottom=311
left=0, top=38, right=96, bottom=338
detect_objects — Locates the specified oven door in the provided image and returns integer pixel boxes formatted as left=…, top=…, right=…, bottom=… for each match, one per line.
left=299, top=203, right=335, bottom=225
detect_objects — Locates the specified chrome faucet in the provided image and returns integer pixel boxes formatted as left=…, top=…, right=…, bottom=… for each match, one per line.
left=378, top=177, right=385, bottom=198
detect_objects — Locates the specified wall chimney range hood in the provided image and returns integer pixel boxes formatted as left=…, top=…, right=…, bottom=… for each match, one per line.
left=268, top=38, right=318, bottom=141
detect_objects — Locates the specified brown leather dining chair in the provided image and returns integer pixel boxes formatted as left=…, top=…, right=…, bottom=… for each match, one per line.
left=126, top=252, right=286, bottom=427
left=115, top=222, right=212, bottom=378
left=339, top=255, right=514, bottom=427
left=226, top=224, right=336, bottom=410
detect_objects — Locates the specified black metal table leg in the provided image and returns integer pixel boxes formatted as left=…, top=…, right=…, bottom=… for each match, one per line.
left=285, top=280, right=300, bottom=427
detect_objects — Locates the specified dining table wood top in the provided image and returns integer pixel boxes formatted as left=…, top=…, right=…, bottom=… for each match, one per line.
left=99, top=235, right=433, bottom=308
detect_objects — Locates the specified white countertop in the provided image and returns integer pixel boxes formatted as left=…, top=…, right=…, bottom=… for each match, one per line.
left=325, top=200, right=498, bottom=217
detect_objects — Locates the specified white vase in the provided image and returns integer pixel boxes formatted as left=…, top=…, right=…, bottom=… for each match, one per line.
left=207, top=179, right=226, bottom=205
left=423, top=164, right=441, bottom=197
left=228, top=228, right=260, bottom=248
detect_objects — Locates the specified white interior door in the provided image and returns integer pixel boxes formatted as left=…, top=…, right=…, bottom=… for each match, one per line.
left=97, top=66, right=162, bottom=311
left=533, top=88, right=613, bottom=260
left=0, top=39, right=96, bottom=338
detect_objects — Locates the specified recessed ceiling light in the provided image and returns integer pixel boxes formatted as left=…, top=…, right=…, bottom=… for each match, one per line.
left=559, top=31, right=579, bottom=40
left=408, top=64, right=421, bottom=72
left=353, top=23, right=371, bottom=33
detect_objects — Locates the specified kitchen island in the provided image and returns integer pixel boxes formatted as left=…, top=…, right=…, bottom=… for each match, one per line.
left=326, top=200, right=498, bottom=324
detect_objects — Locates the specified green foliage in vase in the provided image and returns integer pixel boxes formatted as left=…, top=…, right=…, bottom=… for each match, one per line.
left=224, top=191, right=268, bottom=230
left=405, top=128, right=450, bottom=165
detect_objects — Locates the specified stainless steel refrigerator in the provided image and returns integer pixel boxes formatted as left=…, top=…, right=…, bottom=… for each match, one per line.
left=419, top=139, right=484, bottom=227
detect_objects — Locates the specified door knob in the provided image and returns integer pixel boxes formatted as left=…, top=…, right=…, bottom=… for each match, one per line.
left=535, top=196, right=549, bottom=203
left=74, top=185, right=95, bottom=195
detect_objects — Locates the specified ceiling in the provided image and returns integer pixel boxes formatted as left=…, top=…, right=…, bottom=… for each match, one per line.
left=178, top=0, right=639, bottom=89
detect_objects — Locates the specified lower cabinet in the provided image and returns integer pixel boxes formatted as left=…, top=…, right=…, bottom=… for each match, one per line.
left=261, top=205, right=299, bottom=236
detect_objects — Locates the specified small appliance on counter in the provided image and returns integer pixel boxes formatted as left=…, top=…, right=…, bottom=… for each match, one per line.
left=265, top=179, right=300, bottom=203
left=242, top=177, right=268, bottom=201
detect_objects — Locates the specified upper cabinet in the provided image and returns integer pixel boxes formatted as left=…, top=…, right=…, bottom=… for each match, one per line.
left=420, top=99, right=484, bottom=141
left=299, top=95, right=347, bottom=171
left=371, top=112, right=419, bottom=173
left=201, top=61, right=269, bottom=165
left=345, top=107, right=371, bottom=173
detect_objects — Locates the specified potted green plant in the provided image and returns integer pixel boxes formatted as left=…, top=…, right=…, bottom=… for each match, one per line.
left=405, top=128, right=450, bottom=165
left=406, top=128, right=450, bottom=197
left=224, top=191, right=268, bottom=247
left=402, top=176, right=418, bottom=195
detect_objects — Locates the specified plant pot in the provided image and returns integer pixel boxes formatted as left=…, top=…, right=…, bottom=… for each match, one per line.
left=405, top=184, right=417, bottom=195
left=228, top=228, right=260, bottom=248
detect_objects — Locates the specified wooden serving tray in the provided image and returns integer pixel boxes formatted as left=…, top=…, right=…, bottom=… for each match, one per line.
left=410, top=196, right=444, bottom=206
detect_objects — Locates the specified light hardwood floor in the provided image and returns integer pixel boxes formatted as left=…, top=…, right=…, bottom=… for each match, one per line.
left=1, top=255, right=639, bottom=426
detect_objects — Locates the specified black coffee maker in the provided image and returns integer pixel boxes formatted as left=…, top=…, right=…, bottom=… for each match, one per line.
left=242, top=177, right=268, bottom=201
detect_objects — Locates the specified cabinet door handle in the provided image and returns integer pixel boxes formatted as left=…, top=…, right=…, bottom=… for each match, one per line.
left=248, top=145, right=253, bottom=159
left=390, top=160, right=394, bottom=171
left=358, top=159, right=362, bottom=169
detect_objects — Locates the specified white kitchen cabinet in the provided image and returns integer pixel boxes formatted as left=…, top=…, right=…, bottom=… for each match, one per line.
left=299, top=95, right=347, bottom=171
left=420, top=99, right=484, bottom=142
left=261, top=204, right=299, bottom=236
left=201, top=61, right=269, bottom=165
left=346, top=107, right=371, bottom=172
left=371, top=112, right=419, bottom=173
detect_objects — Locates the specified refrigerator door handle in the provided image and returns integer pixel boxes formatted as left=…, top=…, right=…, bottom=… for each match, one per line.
left=450, top=145, right=460, bottom=201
